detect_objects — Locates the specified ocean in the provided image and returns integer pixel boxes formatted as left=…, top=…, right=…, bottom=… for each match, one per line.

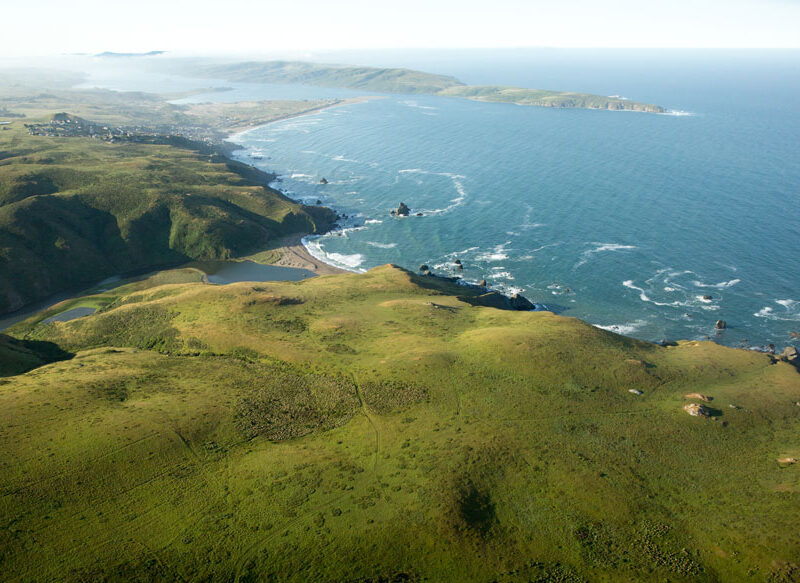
left=83, top=49, right=800, bottom=348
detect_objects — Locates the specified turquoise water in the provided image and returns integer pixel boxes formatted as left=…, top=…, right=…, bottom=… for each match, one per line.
left=84, top=51, right=800, bottom=348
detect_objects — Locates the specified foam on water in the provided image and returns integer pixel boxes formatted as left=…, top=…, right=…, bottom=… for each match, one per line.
left=302, top=235, right=366, bottom=273
left=575, top=243, right=637, bottom=268
left=594, top=319, right=648, bottom=335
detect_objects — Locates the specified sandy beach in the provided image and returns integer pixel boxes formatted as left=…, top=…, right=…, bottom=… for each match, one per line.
left=269, top=234, right=349, bottom=275
left=223, top=95, right=382, bottom=136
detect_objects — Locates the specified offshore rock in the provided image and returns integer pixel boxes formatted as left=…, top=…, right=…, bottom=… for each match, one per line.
left=396, top=202, right=410, bottom=216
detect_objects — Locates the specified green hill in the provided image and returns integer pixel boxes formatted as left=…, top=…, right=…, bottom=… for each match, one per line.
left=2, top=265, right=798, bottom=582
left=0, top=120, right=335, bottom=313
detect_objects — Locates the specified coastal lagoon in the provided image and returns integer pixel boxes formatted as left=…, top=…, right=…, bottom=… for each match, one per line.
left=86, top=50, right=800, bottom=347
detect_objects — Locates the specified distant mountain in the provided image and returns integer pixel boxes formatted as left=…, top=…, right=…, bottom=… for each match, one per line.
left=95, top=51, right=166, bottom=58
left=200, top=60, right=465, bottom=94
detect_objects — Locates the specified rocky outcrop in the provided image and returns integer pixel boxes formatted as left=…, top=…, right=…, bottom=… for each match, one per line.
left=392, top=202, right=410, bottom=216
left=715, top=320, right=727, bottom=330
left=319, top=177, right=328, bottom=184
left=684, top=393, right=713, bottom=402
left=459, top=291, right=536, bottom=311
left=683, top=403, right=711, bottom=417
left=509, top=293, right=535, bottom=310
left=780, top=346, right=798, bottom=364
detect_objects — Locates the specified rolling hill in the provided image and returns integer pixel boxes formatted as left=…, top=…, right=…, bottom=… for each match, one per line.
left=1, top=265, right=797, bottom=582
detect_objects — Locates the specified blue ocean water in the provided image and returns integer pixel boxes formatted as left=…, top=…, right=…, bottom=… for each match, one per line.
left=84, top=50, right=800, bottom=347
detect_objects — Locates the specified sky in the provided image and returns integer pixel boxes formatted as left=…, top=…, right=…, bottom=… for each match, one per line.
left=2, top=0, right=799, bottom=56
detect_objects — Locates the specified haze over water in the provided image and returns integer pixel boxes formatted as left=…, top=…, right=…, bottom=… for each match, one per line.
left=92, top=49, right=800, bottom=348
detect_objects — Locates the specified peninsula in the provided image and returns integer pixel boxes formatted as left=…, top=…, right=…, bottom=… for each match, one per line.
left=199, top=60, right=668, bottom=113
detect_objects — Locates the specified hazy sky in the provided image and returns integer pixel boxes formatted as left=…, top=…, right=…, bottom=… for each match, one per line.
left=3, top=0, right=799, bottom=56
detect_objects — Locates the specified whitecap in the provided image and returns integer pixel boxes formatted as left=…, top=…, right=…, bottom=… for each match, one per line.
left=301, top=236, right=366, bottom=273
left=327, top=252, right=365, bottom=269
left=488, top=271, right=515, bottom=280
left=754, top=300, right=800, bottom=321
left=594, top=320, right=648, bottom=336
left=364, top=219, right=383, bottom=225
left=396, top=169, right=469, bottom=216
left=692, top=279, right=741, bottom=289
left=623, top=280, right=651, bottom=302
left=332, top=154, right=359, bottom=163
left=575, top=243, right=636, bottom=268
left=365, top=241, right=397, bottom=249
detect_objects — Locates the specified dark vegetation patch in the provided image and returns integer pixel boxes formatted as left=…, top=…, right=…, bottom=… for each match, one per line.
left=86, top=372, right=167, bottom=402
left=0, top=333, right=72, bottom=376
left=635, top=520, right=704, bottom=577
left=769, top=562, right=800, bottom=583
left=360, top=379, right=428, bottom=414
left=233, top=366, right=359, bottom=441
left=439, top=444, right=515, bottom=539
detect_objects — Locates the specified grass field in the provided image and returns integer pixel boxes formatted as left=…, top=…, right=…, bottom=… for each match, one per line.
left=2, top=265, right=798, bottom=582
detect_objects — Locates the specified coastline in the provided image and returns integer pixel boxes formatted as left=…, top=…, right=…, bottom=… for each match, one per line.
left=223, top=99, right=381, bottom=276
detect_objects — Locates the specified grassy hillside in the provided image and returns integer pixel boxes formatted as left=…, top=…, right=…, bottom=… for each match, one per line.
left=0, top=120, right=335, bottom=313
left=2, top=265, right=798, bottom=582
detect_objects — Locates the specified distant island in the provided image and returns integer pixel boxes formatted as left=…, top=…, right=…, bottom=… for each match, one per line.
left=199, top=60, right=668, bottom=113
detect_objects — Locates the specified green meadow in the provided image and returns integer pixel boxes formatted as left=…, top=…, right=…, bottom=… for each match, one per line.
left=2, top=265, right=798, bottom=582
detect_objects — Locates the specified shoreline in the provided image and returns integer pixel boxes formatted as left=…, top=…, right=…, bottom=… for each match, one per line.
left=265, top=234, right=349, bottom=275
left=223, top=98, right=380, bottom=277
left=224, top=95, right=382, bottom=139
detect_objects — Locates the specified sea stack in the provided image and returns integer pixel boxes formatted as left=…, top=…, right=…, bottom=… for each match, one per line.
left=715, top=320, right=727, bottom=330
left=320, top=177, right=328, bottom=184
left=395, top=202, right=410, bottom=216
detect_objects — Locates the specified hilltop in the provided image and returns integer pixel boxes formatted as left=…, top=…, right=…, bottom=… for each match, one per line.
left=199, top=60, right=667, bottom=112
left=1, top=264, right=798, bottom=581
